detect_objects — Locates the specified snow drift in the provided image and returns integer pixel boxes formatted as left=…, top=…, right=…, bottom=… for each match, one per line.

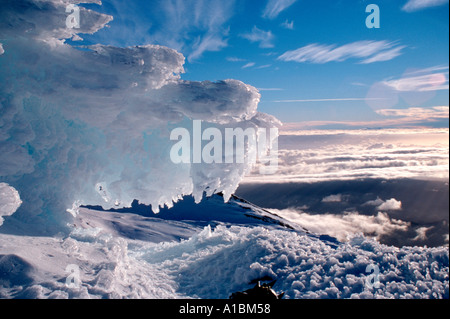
left=0, top=183, right=22, bottom=226
left=0, top=195, right=448, bottom=299
left=0, top=0, right=279, bottom=233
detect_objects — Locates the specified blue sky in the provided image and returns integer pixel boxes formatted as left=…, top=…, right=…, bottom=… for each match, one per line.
left=77, top=0, right=449, bottom=127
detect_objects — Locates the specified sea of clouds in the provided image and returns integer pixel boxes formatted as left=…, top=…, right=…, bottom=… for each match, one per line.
left=245, top=128, right=449, bottom=183
left=238, top=128, right=449, bottom=247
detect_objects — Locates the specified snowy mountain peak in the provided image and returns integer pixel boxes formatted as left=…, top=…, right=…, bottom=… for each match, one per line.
left=78, top=193, right=309, bottom=243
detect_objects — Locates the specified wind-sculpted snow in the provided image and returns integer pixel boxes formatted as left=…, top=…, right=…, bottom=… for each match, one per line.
left=0, top=206, right=448, bottom=299
left=141, top=226, right=449, bottom=299
left=0, top=183, right=22, bottom=226
left=0, top=0, right=279, bottom=233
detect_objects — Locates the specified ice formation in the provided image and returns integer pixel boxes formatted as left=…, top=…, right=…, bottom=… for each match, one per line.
left=0, top=0, right=280, bottom=233
left=0, top=183, right=22, bottom=226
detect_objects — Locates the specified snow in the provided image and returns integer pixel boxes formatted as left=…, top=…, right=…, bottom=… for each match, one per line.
left=0, top=0, right=279, bottom=234
left=0, top=183, right=22, bottom=226
left=0, top=195, right=448, bottom=299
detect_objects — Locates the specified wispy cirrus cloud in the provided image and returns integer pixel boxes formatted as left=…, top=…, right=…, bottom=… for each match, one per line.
left=365, top=66, right=449, bottom=109
left=150, top=0, right=236, bottom=62
left=360, top=45, right=406, bottom=64
left=240, top=26, right=275, bottom=48
left=382, top=67, right=449, bottom=92
left=255, top=64, right=272, bottom=69
left=402, top=0, right=449, bottom=12
left=281, top=19, right=294, bottom=30
left=278, top=40, right=406, bottom=64
left=404, top=65, right=450, bottom=76
left=242, top=62, right=256, bottom=69
left=262, top=0, right=297, bottom=19
left=189, top=33, right=229, bottom=62
left=226, top=56, right=246, bottom=62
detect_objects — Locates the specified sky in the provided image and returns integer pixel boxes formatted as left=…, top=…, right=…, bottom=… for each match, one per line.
left=75, top=0, right=450, bottom=126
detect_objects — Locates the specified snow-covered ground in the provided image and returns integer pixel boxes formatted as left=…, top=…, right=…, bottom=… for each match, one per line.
left=0, top=194, right=448, bottom=299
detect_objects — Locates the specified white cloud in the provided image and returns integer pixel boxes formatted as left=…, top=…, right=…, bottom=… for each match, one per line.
left=370, top=67, right=449, bottom=107
left=322, top=194, right=342, bottom=203
left=365, top=198, right=402, bottom=211
left=271, top=208, right=410, bottom=243
left=0, top=43, right=4, bottom=55
left=351, top=82, right=368, bottom=87
left=377, top=198, right=402, bottom=211
left=241, top=26, right=275, bottom=48
left=278, top=41, right=405, bottom=64
left=281, top=19, right=294, bottom=30
left=263, top=0, right=297, bottom=19
left=404, top=65, right=449, bottom=76
left=188, top=33, right=228, bottom=62
left=153, top=0, right=236, bottom=61
left=255, top=64, right=272, bottom=69
left=242, top=62, right=256, bottom=69
left=227, top=56, right=246, bottom=62
left=360, top=46, right=406, bottom=64
left=364, top=198, right=385, bottom=207
left=382, top=72, right=449, bottom=92
left=413, top=226, right=433, bottom=241
left=402, top=0, right=449, bottom=12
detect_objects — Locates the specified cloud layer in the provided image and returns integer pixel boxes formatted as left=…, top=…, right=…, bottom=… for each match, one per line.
left=236, top=178, right=449, bottom=247
left=272, top=208, right=410, bottom=243
left=245, top=128, right=449, bottom=184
